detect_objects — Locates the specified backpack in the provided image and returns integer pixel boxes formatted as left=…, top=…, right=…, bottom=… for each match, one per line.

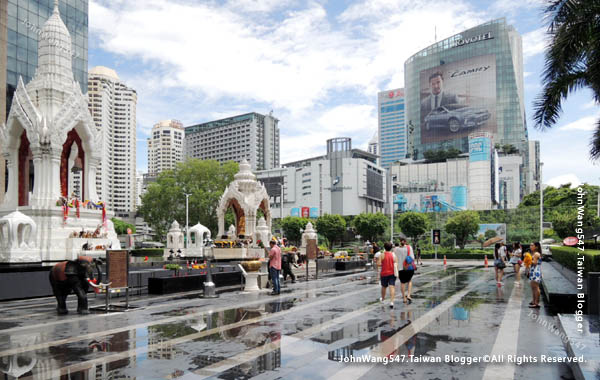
left=403, top=246, right=417, bottom=271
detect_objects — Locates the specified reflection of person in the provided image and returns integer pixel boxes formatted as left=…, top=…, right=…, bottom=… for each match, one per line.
left=421, top=71, right=459, bottom=118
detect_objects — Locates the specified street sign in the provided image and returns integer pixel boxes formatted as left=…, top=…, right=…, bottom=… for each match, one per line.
left=432, top=230, right=441, bottom=245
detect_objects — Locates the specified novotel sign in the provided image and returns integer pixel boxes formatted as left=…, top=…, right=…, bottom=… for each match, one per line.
left=454, top=32, right=493, bottom=48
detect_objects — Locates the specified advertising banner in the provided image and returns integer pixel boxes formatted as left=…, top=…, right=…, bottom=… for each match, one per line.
left=469, top=136, right=491, bottom=162
left=291, top=208, right=300, bottom=217
left=420, top=54, right=497, bottom=144
left=477, top=223, right=507, bottom=242
left=301, top=207, right=310, bottom=218
left=309, top=207, right=319, bottom=218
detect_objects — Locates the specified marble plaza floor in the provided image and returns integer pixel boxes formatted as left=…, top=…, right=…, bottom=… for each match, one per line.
left=0, top=262, right=577, bottom=379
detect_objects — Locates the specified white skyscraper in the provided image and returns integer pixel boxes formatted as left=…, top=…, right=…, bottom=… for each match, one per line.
left=147, top=120, right=185, bottom=175
left=88, top=66, right=138, bottom=215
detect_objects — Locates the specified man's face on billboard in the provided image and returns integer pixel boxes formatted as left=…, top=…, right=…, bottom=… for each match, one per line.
left=430, top=75, right=443, bottom=95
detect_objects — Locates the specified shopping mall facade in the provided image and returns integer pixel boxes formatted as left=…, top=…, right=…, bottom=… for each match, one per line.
left=399, top=19, right=539, bottom=210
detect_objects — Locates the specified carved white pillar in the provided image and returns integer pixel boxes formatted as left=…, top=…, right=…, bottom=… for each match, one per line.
left=47, top=149, right=62, bottom=208
left=2, top=150, right=18, bottom=209
left=85, top=157, right=100, bottom=201
left=29, top=147, right=43, bottom=207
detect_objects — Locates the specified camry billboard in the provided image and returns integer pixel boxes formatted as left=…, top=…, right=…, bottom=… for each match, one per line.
left=420, top=54, right=497, bottom=144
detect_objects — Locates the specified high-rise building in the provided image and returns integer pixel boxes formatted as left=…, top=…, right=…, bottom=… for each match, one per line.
left=147, top=119, right=184, bottom=175
left=1, top=0, right=89, bottom=202
left=184, top=112, right=279, bottom=171
left=404, top=18, right=535, bottom=200
left=377, top=88, right=406, bottom=168
left=88, top=66, right=137, bottom=214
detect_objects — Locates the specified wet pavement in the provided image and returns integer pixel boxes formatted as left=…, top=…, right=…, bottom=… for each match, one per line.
left=0, top=262, right=579, bottom=379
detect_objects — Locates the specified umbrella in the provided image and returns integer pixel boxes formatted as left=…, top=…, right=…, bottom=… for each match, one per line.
left=482, top=236, right=504, bottom=247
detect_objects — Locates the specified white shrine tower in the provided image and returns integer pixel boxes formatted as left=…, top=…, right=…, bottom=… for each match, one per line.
left=0, top=0, right=120, bottom=264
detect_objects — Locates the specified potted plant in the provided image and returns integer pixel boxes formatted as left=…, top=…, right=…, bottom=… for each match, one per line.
left=164, top=263, right=182, bottom=277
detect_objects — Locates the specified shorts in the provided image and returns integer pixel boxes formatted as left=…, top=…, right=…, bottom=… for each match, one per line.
left=509, top=257, right=519, bottom=265
left=380, top=275, right=396, bottom=287
left=399, top=270, right=414, bottom=284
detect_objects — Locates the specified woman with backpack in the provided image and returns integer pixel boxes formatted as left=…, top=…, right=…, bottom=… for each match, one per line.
left=395, top=238, right=416, bottom=304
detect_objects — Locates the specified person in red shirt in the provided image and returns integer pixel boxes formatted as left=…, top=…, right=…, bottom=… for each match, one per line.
left=267, top=240, right=282, bottom=295
left=377, top=242, right=398, bottom=308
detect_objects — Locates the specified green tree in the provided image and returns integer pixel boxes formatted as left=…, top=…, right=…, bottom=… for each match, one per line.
left=139, top=159, right=238, bottom=240
left=111, top=218, right=135, bottom=235
left=316, top=214, right=346, bottom=249
left=533, top=0, right=600, bottom=158
left=445, top=211, right=480, bottom=249
left=280, top=217, right=310, bottom=246
left=353, top=212, right=388, bottom=242
left=550, top=209, right=578, bottom=239
left=476, top=234, right=486, bottom=249
left=397, top=211, right=428, bottom=243
left=484, top=229, right=497, bottom=240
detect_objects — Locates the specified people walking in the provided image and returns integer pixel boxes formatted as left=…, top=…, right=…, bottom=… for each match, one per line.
left=266, top=240, right=282, bottom=295
left=415, top=244, right=423, bottom=266
left=281, top=250, right=296, bottom=284
left=510, top=242, right=523, bottom=282
left=377, top=242, right=398, bottom=308
left=529, top=242, right=543, bottom=308
left=395, top=238, right=416, bottom=304
left=494, top=242, right=506, bottom=286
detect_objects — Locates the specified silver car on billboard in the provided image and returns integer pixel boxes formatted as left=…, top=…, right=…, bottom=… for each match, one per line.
left=424, top=104, right=491, bottom=133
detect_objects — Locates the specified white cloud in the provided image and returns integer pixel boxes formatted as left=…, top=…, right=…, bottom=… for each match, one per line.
left=522, top=27, right=549, bottom=60
left=490, top=0, right=544, bottom=15
left=559, top=114, right=599, bottom=131
left=89, top=0, right=489, bottom=166
left=546, top=174, right=582, bottom=188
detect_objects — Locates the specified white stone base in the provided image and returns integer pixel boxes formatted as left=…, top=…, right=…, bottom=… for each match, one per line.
left=244, top=272, right=261, bottom=291
left=0, top=206, right=121, bottom=264
left=212, top=247, right=265, bottom=260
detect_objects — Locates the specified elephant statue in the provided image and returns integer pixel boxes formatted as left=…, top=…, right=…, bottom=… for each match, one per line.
left=49, top=256, right=102, bottom=315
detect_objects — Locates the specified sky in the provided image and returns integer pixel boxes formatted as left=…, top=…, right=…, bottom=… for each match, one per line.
left=87, top=0, right=599, bottom=188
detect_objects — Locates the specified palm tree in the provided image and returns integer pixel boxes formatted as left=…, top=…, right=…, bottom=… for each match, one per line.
left=534, top=0, right=600, bottom=157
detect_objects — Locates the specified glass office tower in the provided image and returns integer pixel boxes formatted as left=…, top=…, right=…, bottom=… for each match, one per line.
left=378, top=88, right=406, bottom=168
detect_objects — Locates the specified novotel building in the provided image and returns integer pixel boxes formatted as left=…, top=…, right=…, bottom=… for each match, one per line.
left=401, top=18, right=539, bottom=207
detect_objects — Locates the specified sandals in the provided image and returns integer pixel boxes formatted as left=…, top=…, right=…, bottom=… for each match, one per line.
left=528, top=304, right=540, bottom=308
left=406, top=296, right=413, bottom=304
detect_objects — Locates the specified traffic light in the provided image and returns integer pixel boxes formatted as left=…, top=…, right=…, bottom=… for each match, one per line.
left=432, top=229, right=441, bottom=245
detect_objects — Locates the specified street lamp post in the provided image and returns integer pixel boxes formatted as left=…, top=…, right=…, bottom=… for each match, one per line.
left=540, top=163, right=544, bottom=243
left=184, top=193, right=191, bottom=250
left=389, top=169, right=394, bottom=242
